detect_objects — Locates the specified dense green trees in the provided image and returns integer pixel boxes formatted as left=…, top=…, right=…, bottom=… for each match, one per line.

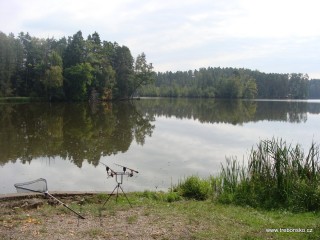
left=0, top=31, right=154, bottom=101
left=141, top=67, right=317, bottom=99
left=64, top=63, right=94, bottom=101
left=1, top=30, right=319, bottom=100
left=42, top=51, right=64, bottom=100
left=133, top=52, right=154, bottom=97
left=0, top=32, right=25, bottom=97
left=141, top=68, right=258, bottom=98
left=308, top=79, right=320, bottom=99
left=113, top=45, right=134, bottom=99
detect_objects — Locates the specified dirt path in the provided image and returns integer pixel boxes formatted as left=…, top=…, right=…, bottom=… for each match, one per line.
left=0, top=194, right=193, bottom=240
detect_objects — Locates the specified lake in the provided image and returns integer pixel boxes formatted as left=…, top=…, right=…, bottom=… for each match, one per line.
left=1, top=98, right=320, bottom=194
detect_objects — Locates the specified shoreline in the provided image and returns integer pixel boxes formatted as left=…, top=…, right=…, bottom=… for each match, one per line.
left=0, top=191, right=106, bottom=201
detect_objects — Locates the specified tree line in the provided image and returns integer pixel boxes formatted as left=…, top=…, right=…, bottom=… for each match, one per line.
left=140, top=67, right=320, bottom=99
left=0, top=31, right=154, bottom=101
left=2, top=30, right=320, bottom=100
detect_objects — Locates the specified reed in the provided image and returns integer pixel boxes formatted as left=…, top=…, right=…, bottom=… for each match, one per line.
left=218, top=138, right=320, bottom=211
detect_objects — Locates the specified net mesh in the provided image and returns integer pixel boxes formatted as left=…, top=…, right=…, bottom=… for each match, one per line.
left=14, top=178, right=48, bottom=193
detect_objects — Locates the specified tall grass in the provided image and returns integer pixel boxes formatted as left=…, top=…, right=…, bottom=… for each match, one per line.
left=172, top=138, right=320, bottom=212
left=218, top=138, right=320, bottom=211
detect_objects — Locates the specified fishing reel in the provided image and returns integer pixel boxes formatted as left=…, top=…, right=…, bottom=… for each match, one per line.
left=105, top=166, right=114, bottom=177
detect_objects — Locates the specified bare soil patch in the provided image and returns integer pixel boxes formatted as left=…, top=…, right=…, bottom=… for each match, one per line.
left=0, top=194, right=193, bottom=240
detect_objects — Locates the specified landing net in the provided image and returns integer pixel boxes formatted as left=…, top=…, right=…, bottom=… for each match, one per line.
left=14, top=178, right=48, bottom=194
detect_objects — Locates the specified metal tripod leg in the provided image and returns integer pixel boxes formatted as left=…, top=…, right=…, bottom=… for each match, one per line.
left=116, top=184, right=120, bottom=202
left=102, top=184, right=119, bottom=207
left=118, top=184, right=132, bottom=208
left=102, top=183, right=132, bottom=208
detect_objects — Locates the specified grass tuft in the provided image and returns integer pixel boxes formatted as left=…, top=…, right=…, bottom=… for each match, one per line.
left=174, top=175, right=211, bottom=200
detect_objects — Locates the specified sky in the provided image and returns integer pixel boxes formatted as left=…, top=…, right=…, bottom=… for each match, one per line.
left=1, top=0, right=320, bottom=78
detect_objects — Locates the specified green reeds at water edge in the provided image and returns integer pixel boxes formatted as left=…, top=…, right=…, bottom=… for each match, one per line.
left=173, top=138, right=320, bottom=212
left=219, top=138, right=320, bottom=211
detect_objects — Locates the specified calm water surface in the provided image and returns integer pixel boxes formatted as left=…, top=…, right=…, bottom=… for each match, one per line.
left=1, top=98, right=320, bottom=194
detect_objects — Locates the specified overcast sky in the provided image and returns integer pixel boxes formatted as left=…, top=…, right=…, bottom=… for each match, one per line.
left=1, top=0, right=320, bottom=78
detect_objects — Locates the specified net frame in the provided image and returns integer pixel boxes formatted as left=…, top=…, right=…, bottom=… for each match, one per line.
left=14, top=178, right=48, bottom=194
left=14, top=178, right=85, bottom=219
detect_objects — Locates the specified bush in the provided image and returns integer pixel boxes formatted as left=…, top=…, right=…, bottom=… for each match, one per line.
left=165, top=192, right=181, bottom=202
left=176, top=176, right=211, bottom=200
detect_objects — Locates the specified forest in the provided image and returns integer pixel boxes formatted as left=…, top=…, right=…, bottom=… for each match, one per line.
left=0, top=31, right=154, bottom=101
left=1, top=30, right=320, bottom=100
left=140, top=68, right=320, bottom=99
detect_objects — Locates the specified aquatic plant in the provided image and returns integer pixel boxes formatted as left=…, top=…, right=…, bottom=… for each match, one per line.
left=218, top=138, right=320, bottom=211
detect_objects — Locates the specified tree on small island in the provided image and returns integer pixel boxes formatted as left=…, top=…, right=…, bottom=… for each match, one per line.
left=0, top=31, right=155, bottom=101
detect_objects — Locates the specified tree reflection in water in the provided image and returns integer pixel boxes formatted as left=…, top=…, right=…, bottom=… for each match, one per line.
left=0, top=99, right=318, bottom=167
left=0, top=102, right=155, bottom=167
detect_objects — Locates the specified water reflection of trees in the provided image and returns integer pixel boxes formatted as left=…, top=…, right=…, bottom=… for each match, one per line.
left=0, top=103, right=155, bottom=167
left=134, top=98, right=320, bottom=124
left=134, top=98, right=257, bottom=125
left=1, top=99, right=319, bottom=167
left=254, top=101, right=309, bottom=123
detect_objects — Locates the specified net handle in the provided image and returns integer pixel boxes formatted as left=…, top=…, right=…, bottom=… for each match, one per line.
left=46, top=192, right=85, bottom=219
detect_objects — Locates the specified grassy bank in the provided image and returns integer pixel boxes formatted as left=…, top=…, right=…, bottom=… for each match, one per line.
left=1, top=192, right=320, bottom=239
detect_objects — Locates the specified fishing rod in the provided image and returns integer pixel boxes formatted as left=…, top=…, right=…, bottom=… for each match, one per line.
left=99, top=162, right=138, bottom=177
left=114, top=163, right=139, bottom=176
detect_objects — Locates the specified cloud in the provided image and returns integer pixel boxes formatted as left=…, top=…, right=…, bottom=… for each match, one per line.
left=1, top=0, right=320, bottom=78
left=222, top=0, right=320, bottom=39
